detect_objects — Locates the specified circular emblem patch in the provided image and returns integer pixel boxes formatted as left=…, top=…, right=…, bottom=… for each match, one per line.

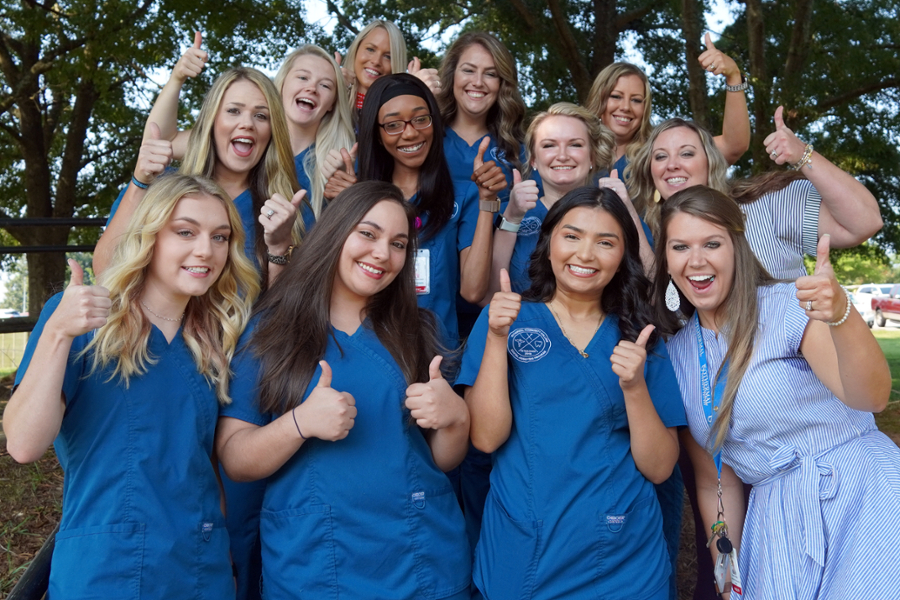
left=451, top=201, right=460, bottom=219
left=517, top=216, right=542, bottom=237
left=508, top=328, right=552, bottom=363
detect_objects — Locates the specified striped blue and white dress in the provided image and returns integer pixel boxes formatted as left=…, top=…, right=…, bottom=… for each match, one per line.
left=667, top=283, right=900, bottom=600
left=743, top=179, right=821, bottom=280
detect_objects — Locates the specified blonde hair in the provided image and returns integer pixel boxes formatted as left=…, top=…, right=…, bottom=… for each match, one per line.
left=437, top=32, right=525, bottom=172
left=586, top=62, right=653, bottom=163
left=275, top=46, right=356, bottom=216
left=86, top=174, right=260, bottom=404
left=181, top=67, right=302, bottom=286
left=524, top=102, right=615, bottom=184
left=626, top=118, right=728, bottom=238
left=345, top=20, right=408, bottom=104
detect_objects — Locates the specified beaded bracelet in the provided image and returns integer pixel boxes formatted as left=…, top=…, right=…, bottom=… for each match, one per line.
left=790, top=143, right=814, bottom=171
left=827, top=286, right=852, bottom=327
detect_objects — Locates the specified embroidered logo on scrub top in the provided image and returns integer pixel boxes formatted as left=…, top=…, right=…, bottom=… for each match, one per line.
left=517, top=216, right=541, bottom=237
left=605, top=514, right=627, bottom=532
left=451, top=202, right=460, bottom=219
left=508, top=328, right=551, bottom=362
left=490, top=147, right=510, bottom=168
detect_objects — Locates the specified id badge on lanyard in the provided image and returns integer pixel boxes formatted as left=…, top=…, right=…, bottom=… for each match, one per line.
left=694, top=314, right=743, bottom=598
left=415, top=249, right=430, bottom=295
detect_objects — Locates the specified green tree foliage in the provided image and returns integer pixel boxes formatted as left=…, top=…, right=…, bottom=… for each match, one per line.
left=803, top=244, right=900, bottom=284
left=0, top=0, right=307, bottom=311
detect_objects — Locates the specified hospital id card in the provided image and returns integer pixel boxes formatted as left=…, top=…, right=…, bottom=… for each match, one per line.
left=415, top=249, right=430, bottom=295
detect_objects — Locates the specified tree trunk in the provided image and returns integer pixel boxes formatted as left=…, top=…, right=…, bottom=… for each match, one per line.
left=681, top=0, right=709, bottom=129
left=591, top=0, right=618, bottom=77
left=744, top=0, right=770, bottom=173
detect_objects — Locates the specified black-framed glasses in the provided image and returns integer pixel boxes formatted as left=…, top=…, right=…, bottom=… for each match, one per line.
left=379, top=114, right=433, bottom=135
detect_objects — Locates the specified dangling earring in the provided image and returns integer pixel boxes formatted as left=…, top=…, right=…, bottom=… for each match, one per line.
left=653, top=189, right=662, bottom=204
left=665, top=277, right=681, bottom=312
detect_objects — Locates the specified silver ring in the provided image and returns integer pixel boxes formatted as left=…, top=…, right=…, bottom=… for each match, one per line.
left=771, top=151, right=778, bottom=159
left=265, top=209, right=275, bottom=219
left=707, top=63, right=715, bottom=72
left=805, top=300, right=813, bottom=311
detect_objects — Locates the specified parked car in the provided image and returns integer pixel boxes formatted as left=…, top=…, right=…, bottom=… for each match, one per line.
left=853, top=283, right=894, bottom=328
left=871, top=284, right=900, bottom=327
left=0, top=308, right=21, bottom=319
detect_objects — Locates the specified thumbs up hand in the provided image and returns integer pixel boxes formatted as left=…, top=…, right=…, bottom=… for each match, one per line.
left=173, top=31, right=208, bottom=83
left=133, top=122, right=173, bottom=187
left=698, top=32, right=740, bottom=80
left=471, top=137, right=507, bottom=201
left=261, top=189, right=306, bottom=252
left=505, top=168, right=539, bottom=223
left=408, top=57, right=441, bottom=95
left=762, top=106, right=807, bottom=166
left=795, top=234, right=847, bottom=323
left=610, top=324, right=655, bottom=390
left=50, top=259, right=111, bottom=338
left=488, top=269, right=522, bottom=338
left=296, top=360, right=357, bottom=441
left=404, top=356, right=467, bottom=430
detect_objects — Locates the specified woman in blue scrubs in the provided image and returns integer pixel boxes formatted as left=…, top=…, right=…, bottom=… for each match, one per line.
left=457, top=186, right=685, bottom=600
left=329, top=73, right=505, bottom=345
left=216, top=181, right=472, bottom=600
left=273, top=44, right=355, bottom=217
left=95, top=36, right=310, bottom=290
left=437, top=31, right=526, bottom=206
left=4, top=174, right=259, bottom=599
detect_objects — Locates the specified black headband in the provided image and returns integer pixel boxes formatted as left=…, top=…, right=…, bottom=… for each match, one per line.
left=377, top=82, right=428, bottom=108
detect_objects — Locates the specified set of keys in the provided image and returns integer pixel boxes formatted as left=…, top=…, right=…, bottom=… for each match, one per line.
left=707, top=520, right=743, bottom=598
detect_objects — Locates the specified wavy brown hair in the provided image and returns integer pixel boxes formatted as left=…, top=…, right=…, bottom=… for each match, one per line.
left=437, top=31, right=525, bottom=172
left=250, top=181, right=444, bottom=415
left=652, top=186, right=778, bottom=450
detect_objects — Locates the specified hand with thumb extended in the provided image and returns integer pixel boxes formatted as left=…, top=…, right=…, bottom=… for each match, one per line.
left=173, top=31, right=208, bottom=83
left=505, top=168, right=538, bottom=223
left=324, top=147, right=358, bottom=200
left=134, top=122, right=173, bottom=187
left=471, top=137, right=507, bottom=200
left=697, top=31, right=740, bottom=79
left=408, top=57, right=441, bottom=95
left=51, top=259, right=112, bottom=339
left=795, top=234, right=846, bottom=323
left=296, top=360, right=357, bottom=441
left=610, top=324, right=655, bottom=390
left=597, top=168, right=631, bottom=204
left=762, top=105, right=806, bottom=165
left=404, top=356, right=467, bottom=430
left=488, top=269, right=522, bottom=338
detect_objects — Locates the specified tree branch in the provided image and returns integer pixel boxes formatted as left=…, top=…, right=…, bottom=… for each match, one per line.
left=326, top=0, right=359, bottom=36
left=546, top=0, right=593, bottom=101
left=816, top=79, right=900, bottom=112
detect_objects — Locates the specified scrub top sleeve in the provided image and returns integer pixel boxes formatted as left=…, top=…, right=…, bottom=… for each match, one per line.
left=780, top=283, right=810, bottom=354
left=14, top=292, right=86, bottom=405
left=800, top=182, right=822, bottom=257
left=456, top=182, right=480, bottom=253
left=221, top=326, right=270, bottom=427
left=456, top=305, right=491, bottom=388
left=644, top=337, right=688, bottom=429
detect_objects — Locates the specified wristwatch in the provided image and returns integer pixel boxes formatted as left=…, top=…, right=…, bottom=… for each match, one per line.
left=496, top=216, right=521, bottom=233
left=267, top=245, right=293, bottom=265
left=479, top=199, right=501, bottom=213
left=725, top=73, right=749, bottom=93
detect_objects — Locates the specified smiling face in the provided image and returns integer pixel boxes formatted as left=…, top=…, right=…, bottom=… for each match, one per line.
left=665, top=211, right=735, bottom=330
left=332, top=200, right=410, bottom=306
left=452, top=43, right=501, bottom=123
left=532, top=115, right=592, bottom=197
left=650, top=126, right=710, bottom=201
left=354, top=27, right=393, bottom=95
left=213, top=79, right=272, bottom=185
left=281, top=54, right=338, bottom=130
left=548, top=206, right=625, bottom=301
left=145, top=193, right=231, bottom=306
left=601, top=74, right=646, bottom=147
left=377, top=94, right=433, bottom=172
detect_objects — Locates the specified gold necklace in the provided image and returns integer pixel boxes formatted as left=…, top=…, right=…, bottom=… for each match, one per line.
left=547, top=301, right=603, bottom=358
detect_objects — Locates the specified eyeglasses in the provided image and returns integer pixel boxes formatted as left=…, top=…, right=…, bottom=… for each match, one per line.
left=379, top=114, right=433, bottom=135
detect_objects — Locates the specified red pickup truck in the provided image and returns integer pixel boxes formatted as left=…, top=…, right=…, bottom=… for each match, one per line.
left=872, top=284, right=900, bottom=327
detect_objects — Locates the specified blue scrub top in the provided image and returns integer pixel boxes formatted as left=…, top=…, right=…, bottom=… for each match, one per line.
left=443, top=128, right=538, bottom=206
left=413, top=181, right=480, bottom=345
left=222, top=321, right=471, bottom=600
left=293, top=145, right=312, bottom=196
left=457, top=302, right=686, bottom=600
left=16, top=294, right=234, bottom=600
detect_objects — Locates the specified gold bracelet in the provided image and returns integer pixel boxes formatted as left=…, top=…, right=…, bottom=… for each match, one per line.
left=790, top=143, right=813, bottom=171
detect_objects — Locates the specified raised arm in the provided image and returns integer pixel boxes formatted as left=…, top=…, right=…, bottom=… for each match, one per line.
left=483, top=169, right=538, bottom=304
left=216, top=360, right=356, bottom=481
left=146, top=31, right=208, bottom=160
left=3, top=261, right=111, bottom=463
left=797, top=235, right=891, bottom=411
left=598, top=169, right=655, bottom=276
left=700, top=33, right=750, bottom=166
left=460, top=137, right=504, bottom=303
left=464, top=270, right=518, bottom=452
left=764, top=106, right=882, bottom=247
left=404, top=356, right=470, bottom=471
left=610, top=325, right=679, bottom=483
